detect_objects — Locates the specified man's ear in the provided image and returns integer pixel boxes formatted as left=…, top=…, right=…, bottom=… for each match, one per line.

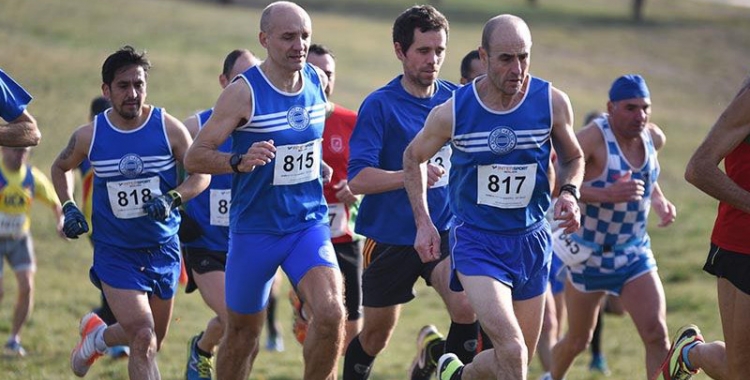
left=394, top=42, right=406, bottom=61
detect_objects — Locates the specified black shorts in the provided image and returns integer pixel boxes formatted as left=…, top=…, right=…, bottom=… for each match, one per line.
left=704, top=243, right=750, bottom=296
left=335, top=240, right=363, bottom=320
left=183, top=246, right=226, bottom=294
left=361, top=231, right=449, bottom=308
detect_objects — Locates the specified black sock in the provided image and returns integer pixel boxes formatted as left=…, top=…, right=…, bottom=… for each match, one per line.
left=445, top=321, right=479, bottom=364
left=343, top=335, right=375, bottom=380
left=266, top=294, right=278, bottom=336
left=196, top=343, right=212, bottom=358
left=591, top=311, right=603, bottom=357
left=429, top=339, right=447, bottom=364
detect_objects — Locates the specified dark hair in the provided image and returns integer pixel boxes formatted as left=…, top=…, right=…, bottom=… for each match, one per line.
left=392, top=5, right=449, bottom=54
left=460, top=49, right=480, bottom=80
left=222, top=49, right=253, bottom=78
left=101, top=45, right=150, bottom=86
left=309, top=44, right=335, bottom=59
left=90, top=96, right=111, bottom=118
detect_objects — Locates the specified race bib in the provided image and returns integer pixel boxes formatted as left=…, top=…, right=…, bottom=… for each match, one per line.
left=0, top=213, right=26, bottom=237
left=273, top=139, right=322, bottom=186
left=428, top=145, right=452, bottom=188
left=552, top=229, right=595, bottom=266
left=209, top=189, right=231, bottom=226
left=106, top=177, right=161, bottom=219
left=477, top=163, right=537, bottom=208
left=327, top=202, right=347, bottom=238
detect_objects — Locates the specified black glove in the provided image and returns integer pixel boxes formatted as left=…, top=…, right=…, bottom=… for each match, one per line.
left=62, top=201, right=89, bottom=239
left=143, top=190, right=182, bottom=221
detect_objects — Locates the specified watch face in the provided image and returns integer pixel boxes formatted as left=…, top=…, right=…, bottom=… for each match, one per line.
left=230, top=154, right=242, bottom=173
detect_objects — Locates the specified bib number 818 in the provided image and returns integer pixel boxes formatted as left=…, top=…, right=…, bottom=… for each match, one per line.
left=117, top=188, right=153, bottom=207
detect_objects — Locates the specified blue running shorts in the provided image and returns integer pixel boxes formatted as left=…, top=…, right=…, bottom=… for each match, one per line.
left=566, top=238, right=656, bottom=296
left=226, top=223, right=338, bottom=314
left=90, top=235, right=181, bottom=300
left=549, top=253, right=565, bottom=294
left=449, top=219, right=551, bottom=301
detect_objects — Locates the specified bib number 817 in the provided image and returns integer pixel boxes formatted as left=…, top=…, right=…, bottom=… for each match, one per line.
left=487, top=174, right=526, bottom=194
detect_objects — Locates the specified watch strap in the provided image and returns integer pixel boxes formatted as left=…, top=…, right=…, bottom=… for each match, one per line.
left=559, top=184, right=579, bottom=201
left=230, top=153, right=243, bottom=174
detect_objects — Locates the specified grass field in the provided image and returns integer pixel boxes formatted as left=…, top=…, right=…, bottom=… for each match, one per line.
left=1, top=0, right=750, bottom=379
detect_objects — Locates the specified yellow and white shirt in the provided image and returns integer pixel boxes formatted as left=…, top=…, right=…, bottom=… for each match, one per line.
left=0, top=161, right=60, bottom=238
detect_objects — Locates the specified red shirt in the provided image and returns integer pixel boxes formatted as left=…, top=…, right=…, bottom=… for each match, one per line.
left=711, top=141, right=750, bottom=254
left=322, top=103, right=357, bottom=244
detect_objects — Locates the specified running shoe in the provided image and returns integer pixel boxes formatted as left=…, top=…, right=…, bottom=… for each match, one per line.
left=265, top=333, right=285, bottom=352
left=437, top=353, right=464, bottom=380
left=655, top=324, right=704, bottom=380
left=186, top=332, right=213, bottom=380
left=289, top=290, right=308, bottom=344
left=409, top=324, right=445, bottom=380
left=106, top=345, right=129, bottom=359
left=589, top=353, right=611, bottom=376
left=70, top=312, right=106, bottom=377
left=3, top=340, right=26, bottom=357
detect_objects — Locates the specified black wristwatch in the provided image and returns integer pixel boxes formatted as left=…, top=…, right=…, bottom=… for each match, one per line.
left=559, top=184, right=580, bottom=202
left=230, top=153, right=243, bottom=174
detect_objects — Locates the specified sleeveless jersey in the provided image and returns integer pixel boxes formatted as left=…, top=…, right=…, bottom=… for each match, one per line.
left=89, top=107, right=180, bottom=247
left=230, top=63, right=328, bottom=234
left=711, top=140, right=750, bottom=254
left=322, top=103, right=358, bottom=244
left=577, top=117, right=660, bottom=246
left=348, top=76, right=457, bottom=245
left=0, top=161, right=58, bottom=237
left=450, top=76, right=552, bottom=232
left=183, top=109, right=232, bottom=251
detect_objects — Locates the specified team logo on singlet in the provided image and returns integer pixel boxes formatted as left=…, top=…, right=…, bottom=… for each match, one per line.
left=318, top=242, right=336, bottom=262
left=330, top=135, right=343, bottom=153
left=287, top=105, right=311, bottom=131
left=118, top=153, right=144, bottom=178
left=488, top=127, right=517, bottom=155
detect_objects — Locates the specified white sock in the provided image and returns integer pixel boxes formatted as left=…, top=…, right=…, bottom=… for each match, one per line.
left=94, top=327, right=108, bottom=353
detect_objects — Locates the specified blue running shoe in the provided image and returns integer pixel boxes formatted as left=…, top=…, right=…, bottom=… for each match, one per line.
left=107, top=345, right=129, bottom=359
left=3, top=340, right=27, bottom=357
left=186, top=332, right=212, bottom=380
left=265, top=333, right=285, bottom=352
left=589, top=353, right=611, bottom=376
